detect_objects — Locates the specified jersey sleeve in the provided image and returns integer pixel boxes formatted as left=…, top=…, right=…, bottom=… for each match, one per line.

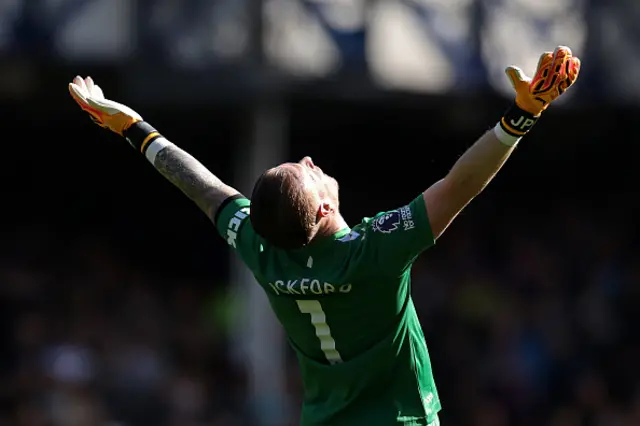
left=215, top=195, right=261, bottom=267
left=360, top=193, right=435, bottom=274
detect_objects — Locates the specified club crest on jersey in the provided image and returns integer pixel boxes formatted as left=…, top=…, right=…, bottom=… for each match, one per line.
left=372, top=211, right=401, bottom=233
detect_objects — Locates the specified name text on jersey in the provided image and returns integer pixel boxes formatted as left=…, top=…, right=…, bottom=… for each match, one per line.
left=227, top=207, right=250, bottom=248
left=268, top=279, right=352, bottom=296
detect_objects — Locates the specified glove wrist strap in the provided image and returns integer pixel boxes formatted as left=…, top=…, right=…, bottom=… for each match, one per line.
left=499, top=103, right=540, bottom=137
left=494, top=123, right=520, bottom=147
left=123, top=121, right=162, bottom=154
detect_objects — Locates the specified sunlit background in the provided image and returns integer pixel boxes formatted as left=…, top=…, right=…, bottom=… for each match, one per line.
left=0, top=1, right=639, bottom=426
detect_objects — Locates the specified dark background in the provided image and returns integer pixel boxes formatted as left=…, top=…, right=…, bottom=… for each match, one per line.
left=1, top=1, right=639, bottom=426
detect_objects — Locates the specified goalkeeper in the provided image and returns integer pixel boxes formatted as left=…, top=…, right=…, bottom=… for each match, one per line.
left=69, top=47, right=580, bottom=426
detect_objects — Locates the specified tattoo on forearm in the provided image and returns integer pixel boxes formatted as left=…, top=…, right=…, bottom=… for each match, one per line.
left=153, top=144, right=237, bottom=220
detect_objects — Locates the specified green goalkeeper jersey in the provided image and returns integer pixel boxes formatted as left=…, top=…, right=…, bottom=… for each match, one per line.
left=216, top=194, right=440, bottom=426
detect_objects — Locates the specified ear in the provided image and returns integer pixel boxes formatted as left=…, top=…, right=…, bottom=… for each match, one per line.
left=317, top=201, right=332, bottom=218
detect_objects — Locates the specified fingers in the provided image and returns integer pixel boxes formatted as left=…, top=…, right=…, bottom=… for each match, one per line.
left=69, top=82, right=88, bottom=106
left=566, top=57, right=581, bottom=86
left=86, top=76, right=96, bottom=92
left=69, top=76, right=106, bottom=124
left=531, top=46, right=573, bottom=95
left=73, top=76, right=88, bottom=95
left=551, top=46, right=571, bottom=81
left=532, top=52, right=553, bottom=93
left=557, top=56, right=581, bottom=95
left=536, top=51, right=553, bottom=72
left=70, top=75, right=90, bottom=106
left=70, top=75, right=104, bottom=99
left=505, top=66, right=530, bottom=91
left=92, top=84, right=105, bottom=100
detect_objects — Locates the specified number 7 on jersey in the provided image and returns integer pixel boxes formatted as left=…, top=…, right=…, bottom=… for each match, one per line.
left=296, top=300, right=343, bottom=365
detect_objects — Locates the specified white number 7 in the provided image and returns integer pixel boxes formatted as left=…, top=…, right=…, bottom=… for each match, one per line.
left=296, top=300, right=343, bottom=364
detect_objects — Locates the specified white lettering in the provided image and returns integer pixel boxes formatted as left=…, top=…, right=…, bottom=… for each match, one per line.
left=236, top=207, right=249, bottom=218
left=275, top=280, right=289, bottom=295
left=226, top=230, right=237, bottom=247
left=510, top=115, right=524, bottom=127
left=510, top=115, right=535, bottom=131
left=265, top=279, right=351, bottom=295
left=268, top=282, right=280, bottom=295
left=522, top=118, right=535, bottom=129
left=310, top=279, right=322, bottom=295
left=226, top=207, right=250, bottom=247
left=229, top=217, right=242, bottom=232
left=339, top=283, right=352, bottom=293
left=287, top=280, right=300, bottom=295
left=300, top=278, right=310, bottom=294
left=399, top=205, right=415, bottom=231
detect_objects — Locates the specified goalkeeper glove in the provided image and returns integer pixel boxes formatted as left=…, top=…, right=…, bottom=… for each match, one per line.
left=69, top=76, right=164, bottom=155
left=496, top=46, right=581, bottom=145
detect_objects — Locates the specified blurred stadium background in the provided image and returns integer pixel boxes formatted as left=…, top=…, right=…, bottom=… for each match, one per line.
left=1, top=1, right=639, bottom=425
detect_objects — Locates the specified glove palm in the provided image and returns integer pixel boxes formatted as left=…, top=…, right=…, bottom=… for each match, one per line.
left=68, top=76, right=142, bottom=136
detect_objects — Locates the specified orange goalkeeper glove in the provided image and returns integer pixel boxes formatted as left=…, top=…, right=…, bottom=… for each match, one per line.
left=69, top=76, right=142, bottom=136
left=497, top=46, right=581, bottom=143
left=69, top=76, right=165, bottom=155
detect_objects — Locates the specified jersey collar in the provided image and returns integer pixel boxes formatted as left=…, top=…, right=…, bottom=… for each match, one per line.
left=305, top=227, right=351, bottom=251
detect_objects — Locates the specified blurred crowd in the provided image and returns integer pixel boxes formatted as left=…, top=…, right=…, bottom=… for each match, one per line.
left=0, top=231, right=246, bottom=426
left=0, top=202, right=638, bottom=426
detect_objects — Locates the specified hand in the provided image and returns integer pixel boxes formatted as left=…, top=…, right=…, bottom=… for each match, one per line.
left=505, top=46, right=581, bottom=116
left=69, top=76, right=142, bottom=136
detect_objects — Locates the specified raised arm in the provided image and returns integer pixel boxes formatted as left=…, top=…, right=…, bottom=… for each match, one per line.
left=424, top=46, right=581, bottom=239
left=68, top=76, right=238, bottom=223
left=147, top=142, right=239, bottom=221
left=423, top=130, right=513, bottom=239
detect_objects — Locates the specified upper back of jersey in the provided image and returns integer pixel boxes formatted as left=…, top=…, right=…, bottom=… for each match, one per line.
left=216, top=194, right=440, bottom=426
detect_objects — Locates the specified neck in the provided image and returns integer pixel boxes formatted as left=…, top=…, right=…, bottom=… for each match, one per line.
left=316, top=214, right=348, bottom=239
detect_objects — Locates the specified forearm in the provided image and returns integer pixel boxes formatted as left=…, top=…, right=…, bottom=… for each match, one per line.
left=151, top=142, right=239, bottom=219
left=422, top=128, right=516, bottom=238
left=445, top=129, right=515, bottom=199
left=123, top=122, right=239, bottom=221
